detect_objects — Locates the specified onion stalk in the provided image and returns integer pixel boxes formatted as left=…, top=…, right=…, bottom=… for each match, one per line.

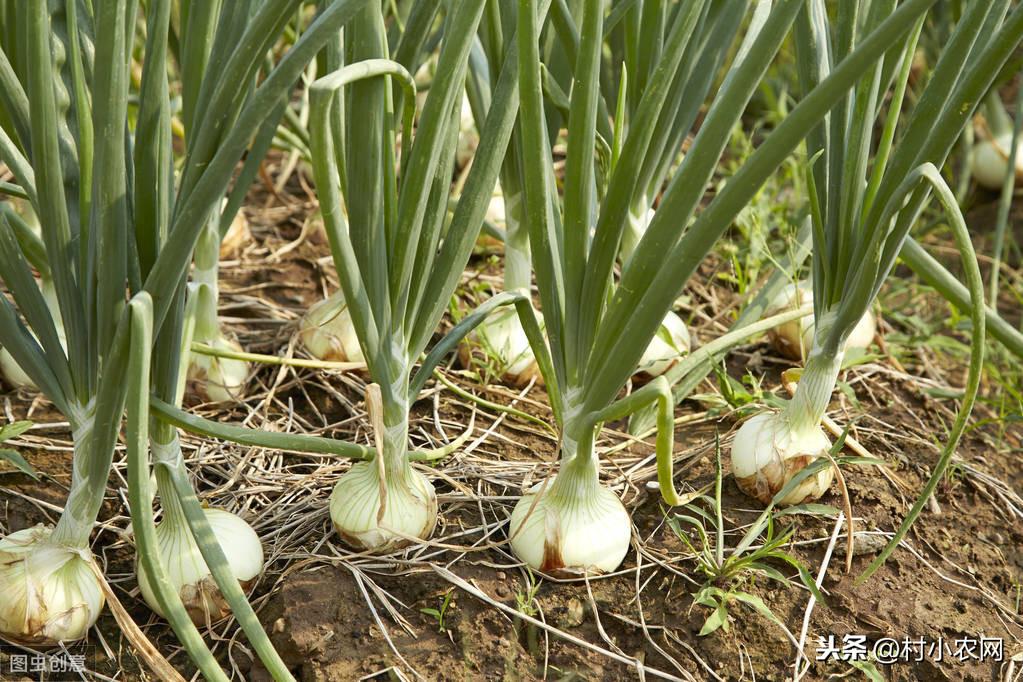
left=457, top=93, right=479, bottom=170
left=460, top=20, right=540, bottom=386
left=624, top=209, right=694, bottom=379
left=628, top=220, right=814, bottom=436
left=621, top=200, right=655, bottom=264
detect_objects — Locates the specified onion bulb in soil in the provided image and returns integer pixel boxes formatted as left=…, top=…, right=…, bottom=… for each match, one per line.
left=766, top=282, right=876, bottom=360
left=508, top=452, right=631, bottom=576
left=730, top=347, right=842, bottom=506
left=329, top=384, right=437, bottom=551
left=458, top=306, right=544, bottom=387
left=971, top=133, right=1023, bottom=191
left=0, top=526, right=104, bottom=646
left=329, top=460, right=437, bottom=550
left=635, top=311, right=691, bottom=378
left=729, top=411, right=834, bottom=506
left=186, top=335, right=250, bottom=403
left=299, top=290, right=364, bottom=363
left=186, top=218, right=251, bottom=402
left=137, top=508, right=263, bottom=625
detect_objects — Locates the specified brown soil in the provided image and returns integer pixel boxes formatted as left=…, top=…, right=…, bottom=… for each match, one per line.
left=241, top=381, right=1023, bottom=682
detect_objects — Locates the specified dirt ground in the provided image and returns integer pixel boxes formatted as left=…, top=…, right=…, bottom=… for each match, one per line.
left=0, top=180, right=1021, bottom=682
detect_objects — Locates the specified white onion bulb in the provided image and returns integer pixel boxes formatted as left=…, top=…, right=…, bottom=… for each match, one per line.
left=0, top=526, right=104, bottom=646
left=137, top=508, right=263, bottom=625
left=635, top=311, right=691, bottom=378
left=972, top=134, right=1023, bottom=190
left=329, top=460, right=437, bottom=550
left=508, top=469, right=631, bottom=576
left=730, top=411, right=834, bottom=506
left=300, top=291, right=364, bottom=363
left=767, top=281, right=876, bottom=360
left=459, top=307, right=543, bottom=387
left=187, top=335, right=250, bottom=402
left=766, top=282, right=813, bottom=359
left=800, top=307, right=875, bottom=358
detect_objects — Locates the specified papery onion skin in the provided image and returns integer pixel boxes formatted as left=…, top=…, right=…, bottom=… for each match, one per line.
left=299, top=292, right=364, bottom=363
left=508, top=462, right=631, bottom=577
left=730, top=411, right=834, bottom=506
left=0, top=526, right=104, bottom=646
left=136, top=508, right=264, bottom=626
left=329, top=461, right=437, bottom=551
left=187, top=335, right=250, bottom=403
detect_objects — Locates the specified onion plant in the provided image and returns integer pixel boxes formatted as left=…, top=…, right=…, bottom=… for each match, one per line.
left=307, top=0, right=546, bottom=550
left=506, top=0, right=942, bottom=576
left=730, top=0, right=1023, bottom=580
left=0, top=0, right=378, bottom=677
